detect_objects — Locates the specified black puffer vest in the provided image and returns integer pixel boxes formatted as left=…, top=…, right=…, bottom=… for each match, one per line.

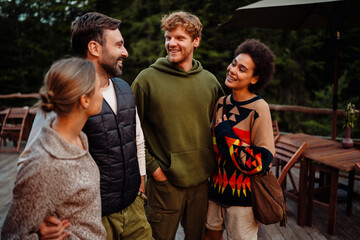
left=82, top=77, right=140, bottom=216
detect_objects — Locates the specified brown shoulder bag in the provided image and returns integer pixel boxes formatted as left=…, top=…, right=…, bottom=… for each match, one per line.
left=250, top=171, right=287, bottom=226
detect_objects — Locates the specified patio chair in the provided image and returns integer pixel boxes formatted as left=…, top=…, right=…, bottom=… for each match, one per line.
left=272, top=120, right=281, bottom=175
left=273, top=120, right=280, bottom=138
left=0, top=107, right=29, bottom=153
left=274, top=137, right=307, bottom=204
left=354, top=163, right=360, bottom=174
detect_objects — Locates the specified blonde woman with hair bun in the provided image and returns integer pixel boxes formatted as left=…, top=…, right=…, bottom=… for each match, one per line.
left=1, top=57, right=106, bottom=239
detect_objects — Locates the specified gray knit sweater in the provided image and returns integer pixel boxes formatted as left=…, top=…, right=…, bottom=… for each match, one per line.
left=1, top=117, right=106, bottom=240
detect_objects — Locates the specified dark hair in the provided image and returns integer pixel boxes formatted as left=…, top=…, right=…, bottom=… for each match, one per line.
left=70, top=12, right=121, bottom=57
left=235, top=39, right=275, bottom=92
left=40, top=57, right=96, bottom=117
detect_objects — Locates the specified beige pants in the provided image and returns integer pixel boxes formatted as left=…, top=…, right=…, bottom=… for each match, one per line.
left=206, top=200, right=259, bottom=240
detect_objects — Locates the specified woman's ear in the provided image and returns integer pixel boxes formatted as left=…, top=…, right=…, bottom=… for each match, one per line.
left=251, top=75, right=259, bottom=85
left=79, top=95, right=90, bottom=109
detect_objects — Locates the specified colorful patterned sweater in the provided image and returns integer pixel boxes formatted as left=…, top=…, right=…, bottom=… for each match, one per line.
left=209, top=95, right=275, bottom=207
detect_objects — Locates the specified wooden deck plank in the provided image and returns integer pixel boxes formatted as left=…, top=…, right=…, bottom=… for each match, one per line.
left=330, top=202, right=360, bottom=239
left=262, top=223, right=285, bottom=240
left=274, top=222, right=300, bottom=240
left=0, top=152, right=18, bottom=232
left=285, top=210, right=312, bottom=240
left=258, top=224, right=273, bottom=240
left=302, top=225, right=328, bottom=240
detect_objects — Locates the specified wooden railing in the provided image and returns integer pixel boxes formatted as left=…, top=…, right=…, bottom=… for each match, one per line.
left=0, top=92, right=40, bottom=99
left=269, top=104, right=346, bottom=117
left=0, top=93, right=351, bottom=117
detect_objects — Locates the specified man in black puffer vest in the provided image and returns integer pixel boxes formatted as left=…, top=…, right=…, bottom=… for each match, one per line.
left=31, top=12, right=153, bottom=240
left=82, top=78, right=140, bottom=216
left=71, top=12, right=153, bottom=240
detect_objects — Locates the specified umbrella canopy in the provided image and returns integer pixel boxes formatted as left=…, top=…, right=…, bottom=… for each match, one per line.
left=223, top=0, right=360, bottom=140
left=224, top=0, right=360, bottom=30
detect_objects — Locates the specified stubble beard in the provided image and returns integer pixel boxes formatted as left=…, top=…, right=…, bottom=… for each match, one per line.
left=100, top=60, right=123, bottom=78
left=100, top=47, right=123, bottom=77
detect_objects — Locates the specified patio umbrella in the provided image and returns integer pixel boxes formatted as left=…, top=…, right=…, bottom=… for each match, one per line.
left=222, top=0, right=360, bottom=140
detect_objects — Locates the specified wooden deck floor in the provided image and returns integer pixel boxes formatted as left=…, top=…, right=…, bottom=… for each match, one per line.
left=0, top=150, right=18, bottom=236
left=1, top=142, right=360, bottom=239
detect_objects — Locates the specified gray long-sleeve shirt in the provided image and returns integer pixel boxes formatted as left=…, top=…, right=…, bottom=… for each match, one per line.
left=1, top=117, right=106, bottom=239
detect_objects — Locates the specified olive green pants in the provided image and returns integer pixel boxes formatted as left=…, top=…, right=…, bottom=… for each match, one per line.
left=146, top=177, right=208, bottom=240
left=102, top=196, right=153, bottom=240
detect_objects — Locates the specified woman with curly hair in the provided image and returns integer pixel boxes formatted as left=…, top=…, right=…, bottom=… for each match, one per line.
left=205, top=39, right=276, bottom=240
left=1, top=57, right=105, bottom=239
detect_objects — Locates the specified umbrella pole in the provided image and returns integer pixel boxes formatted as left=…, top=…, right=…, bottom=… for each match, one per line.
left=331, top=30, right=340, bottom=141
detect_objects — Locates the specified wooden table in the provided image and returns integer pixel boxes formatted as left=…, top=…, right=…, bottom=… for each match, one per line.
left=282, top=133, right=360, bottom=235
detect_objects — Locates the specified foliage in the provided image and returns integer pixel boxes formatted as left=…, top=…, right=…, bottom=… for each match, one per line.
left=343, top=103, right=359, bottom=129
left=0, top=0, right=91, bottom=95
left=0, top=0, right=359, bottom=139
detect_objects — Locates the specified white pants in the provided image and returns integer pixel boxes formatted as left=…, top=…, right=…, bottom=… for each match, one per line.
left=206, top=200, right=259, bottom=240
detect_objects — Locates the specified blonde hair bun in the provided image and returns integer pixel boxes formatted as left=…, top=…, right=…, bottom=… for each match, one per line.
left=40, top=57, right=96, bottom=117
left=40, top=90, right=55, bottom=113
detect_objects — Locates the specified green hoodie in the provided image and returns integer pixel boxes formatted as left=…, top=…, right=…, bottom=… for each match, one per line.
left=132, top=57, right=224, bottom=187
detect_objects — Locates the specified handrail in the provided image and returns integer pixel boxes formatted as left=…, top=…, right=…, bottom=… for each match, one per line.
left=269, top=104, right=346, bottom=117
left=0, top=93, right=40, bottom=99
left=0, top=93, right=354, bottom=117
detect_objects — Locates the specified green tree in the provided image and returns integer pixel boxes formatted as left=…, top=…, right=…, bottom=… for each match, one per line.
left=0, top=0, right=91, bottom=105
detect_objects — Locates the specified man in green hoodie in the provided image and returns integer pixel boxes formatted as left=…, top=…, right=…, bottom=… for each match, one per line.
left=131, top=11, right=223, bottom=240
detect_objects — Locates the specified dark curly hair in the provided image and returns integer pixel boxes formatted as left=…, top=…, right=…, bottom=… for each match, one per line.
left=234, top=39, right=275, bottom=92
